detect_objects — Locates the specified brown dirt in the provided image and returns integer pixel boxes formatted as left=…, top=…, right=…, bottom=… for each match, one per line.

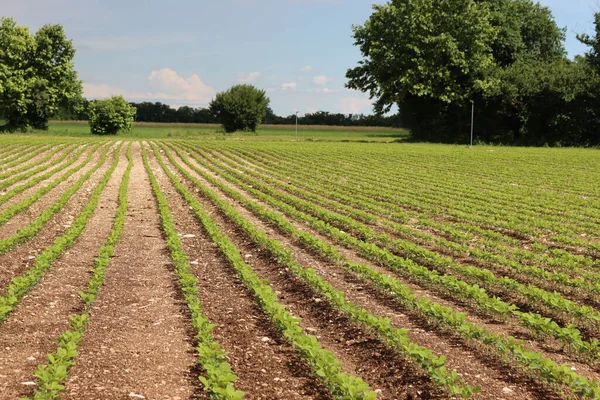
left=145, top=142, right=332, bottom=399
left=63, top=141, right=198, bottom=400
left=0, top=143, right=115, bottom=290
left=0, top=143, right=126, bottom=398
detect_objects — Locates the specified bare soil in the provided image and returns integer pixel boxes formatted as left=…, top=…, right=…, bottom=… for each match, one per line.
left=0, top=144, right=125, bottom=397
left=63, top=142, right=198, bottom=400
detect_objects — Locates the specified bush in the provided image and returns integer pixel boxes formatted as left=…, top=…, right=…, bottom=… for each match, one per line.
left=209, top=85, right=270, bottom=133
left=88, top=96, right=136, bottom=135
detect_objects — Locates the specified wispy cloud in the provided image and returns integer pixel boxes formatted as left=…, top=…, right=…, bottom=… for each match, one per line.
left=236, top=71, right=261, bottom=83
left=340, top=97, right=372, bottom=114
left=312, top=75, right=332, bottom=85
left=281, top=82, right=298, bottom=91
left=300, top=65, right=313, bottom=72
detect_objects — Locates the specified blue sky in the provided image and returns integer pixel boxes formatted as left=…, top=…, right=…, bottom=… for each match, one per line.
left=3, top=0, right=599, bottom=116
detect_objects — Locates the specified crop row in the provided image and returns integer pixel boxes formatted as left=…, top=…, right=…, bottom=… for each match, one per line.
left=29, top=142, right=133, bottom=399
left=215, top=148, right=599, bottom=287
left=0, top=143, right=112, bottom=256
left=163, top=142, right=600, bottom=398
left=210, top=149, right=600, bottom=316
left=0, top=142, right=121, bottom=323
left=146, top=143, right=378, bottom=399
left=223, top=146, right=599, bottom=254
left=221, top=146, right=599, bottom=257
left=176, top=143, right=600, bottom=364
left=0, top=144, right=99, bottom=227
left=219, top=147, right=598, bottom=273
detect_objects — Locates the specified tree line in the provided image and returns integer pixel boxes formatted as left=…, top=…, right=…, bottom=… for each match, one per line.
left=52, top=100, right=403, bottom=128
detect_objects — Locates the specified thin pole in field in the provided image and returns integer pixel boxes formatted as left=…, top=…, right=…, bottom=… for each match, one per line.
left=295, top=111, right=299, bottom=139
left=470, top=100, right=474, bottom=148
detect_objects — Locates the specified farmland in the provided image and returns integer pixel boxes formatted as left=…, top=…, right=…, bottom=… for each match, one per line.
left=0, top=135, right=599, bottom=399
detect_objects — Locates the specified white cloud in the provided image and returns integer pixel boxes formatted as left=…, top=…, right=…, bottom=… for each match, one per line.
left=236, top=71, right=261, bottom=83
left=83, top=68, right=216, bottom=107
left=323, top=87, right=331, bottom=93
left=312, top=75, right=332, bottom=85
left=341, top=97, right=372, bottom=114
left=300, top=65, right=313, bottom=72
left=82, top=83, right=124, bottom=99
left=148, top=68, right=216, bottom=104
left=281, top=82, right=298, bottom=91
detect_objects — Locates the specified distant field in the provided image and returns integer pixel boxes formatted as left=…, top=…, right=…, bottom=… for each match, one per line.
left=0, top=136, right=599, bottom=398
left=40, top=120, right=410, bottom=141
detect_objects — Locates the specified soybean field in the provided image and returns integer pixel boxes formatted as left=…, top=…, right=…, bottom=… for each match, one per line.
left=0, top=136, right=599, bottom=400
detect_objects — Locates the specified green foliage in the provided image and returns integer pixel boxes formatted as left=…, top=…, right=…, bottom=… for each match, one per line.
left=88, top=95, right=136, bottom=135
left=0, top=17, right=81, bottom=131
left=346, top=0, right=498, bottom=112
left=577, top=12, right=600, bottom=73
left=209, top=84, right=270, bottom=133
left=173, top=141, right=600, bottom=397
left=0, top=143, right=119, bottom=324
left=346, top=0, right=600, bottom=145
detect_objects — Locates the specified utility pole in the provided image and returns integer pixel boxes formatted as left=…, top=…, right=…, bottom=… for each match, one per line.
left=295, top=111, right=299, bottom=139
left=470, top=100, right=474, bottom=148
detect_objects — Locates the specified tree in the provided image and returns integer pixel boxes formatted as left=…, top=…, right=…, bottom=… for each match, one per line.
left=347, top=0, right=577, bottom=144
left=209, top=85, right=270, bottom=133
left=346, top=0, right=498, bottom=115
left=0, top=17, right=81, bottom=131
left=88, top=96, right=136, bottom=135
left=577, top=12, right=600, bottom=73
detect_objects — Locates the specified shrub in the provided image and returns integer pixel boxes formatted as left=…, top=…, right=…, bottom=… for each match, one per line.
left=88, top=96, right=136, bottom=135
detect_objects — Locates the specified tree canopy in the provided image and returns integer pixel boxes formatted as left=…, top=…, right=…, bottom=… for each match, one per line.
left=209, top=85, right=270, bottom=133
left=0, top=17, right=81, bottom=131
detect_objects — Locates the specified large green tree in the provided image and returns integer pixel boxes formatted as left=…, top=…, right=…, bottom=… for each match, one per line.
left=577, top=12, right=600, bottom=73
left=346, top=0, right=581, bottom=144
left=346, top=0, right=498, bottom=114
left=209, top=84, right=270, bottom=133
left=0, top=17, right=81, bottom=131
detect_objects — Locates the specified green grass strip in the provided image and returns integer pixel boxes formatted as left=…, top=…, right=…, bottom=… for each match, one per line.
left=28, top=142, right=132, bottom=400
left=156, top=143, right=477, bottom=398
left=0, top=144, right=98, bottom=226
left=0, top=143, right=113, bottom=256
left=0, top=142, right=123, bottom=324
left=141, top=142, right=244, bottom=400
left=146, top=143, right=376, bottom=400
